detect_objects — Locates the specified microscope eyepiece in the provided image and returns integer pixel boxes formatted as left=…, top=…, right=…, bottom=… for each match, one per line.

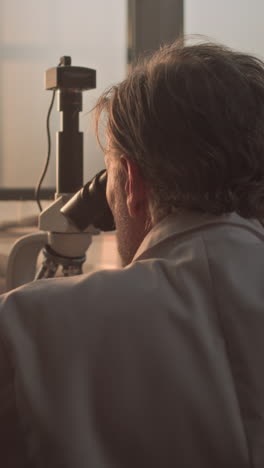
left=60, top=170, right=115, bottom=232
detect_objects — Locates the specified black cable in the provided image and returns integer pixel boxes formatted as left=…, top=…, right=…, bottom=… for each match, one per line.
left=34, top=89, right=56, bottom=212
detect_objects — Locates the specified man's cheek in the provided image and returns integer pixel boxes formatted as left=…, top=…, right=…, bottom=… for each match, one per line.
left=106, top=179, right=114, bottom=212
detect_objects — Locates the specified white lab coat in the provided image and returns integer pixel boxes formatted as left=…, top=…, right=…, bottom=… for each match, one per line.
left=0, top=212, right=263, bottom=467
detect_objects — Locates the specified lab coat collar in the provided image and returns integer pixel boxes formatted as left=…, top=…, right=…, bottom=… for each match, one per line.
left=132, top=211, right=264, bottom=262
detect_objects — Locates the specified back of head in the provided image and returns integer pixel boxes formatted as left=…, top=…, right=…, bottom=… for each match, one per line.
left=96, top=38, right=264, bottom=220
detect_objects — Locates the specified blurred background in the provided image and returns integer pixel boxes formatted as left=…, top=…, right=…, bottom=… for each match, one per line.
left=0, top=0, right=263, bottom=289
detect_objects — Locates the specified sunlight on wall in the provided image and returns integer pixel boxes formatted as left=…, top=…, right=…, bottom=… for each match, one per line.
left=0, top=0, right=127, bottom=188
left=184, top=0, right=264, bottom=59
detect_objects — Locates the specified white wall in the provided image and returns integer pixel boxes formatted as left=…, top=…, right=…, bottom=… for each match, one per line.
left=184, top=0, right=264, bottom=59
left=0, top=0, right=127, bottom=188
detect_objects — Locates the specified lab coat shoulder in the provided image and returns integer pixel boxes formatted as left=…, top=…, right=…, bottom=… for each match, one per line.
left=0, top=260, right=158, bottom=317
left=0, top=222, right=257, bottom=468
left=0, top=262, right=164, bottom=351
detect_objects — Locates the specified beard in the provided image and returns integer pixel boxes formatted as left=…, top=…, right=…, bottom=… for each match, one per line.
left=113, top=191, right=147, bottom=267
left=114, top=200, right=140, bottom=267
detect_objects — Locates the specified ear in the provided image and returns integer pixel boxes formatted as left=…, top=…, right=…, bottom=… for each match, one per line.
left=120, top=155, right=148, bottom=218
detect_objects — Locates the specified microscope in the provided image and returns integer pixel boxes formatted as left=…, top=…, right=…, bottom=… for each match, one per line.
left=6, top=57, right=114, bottom=291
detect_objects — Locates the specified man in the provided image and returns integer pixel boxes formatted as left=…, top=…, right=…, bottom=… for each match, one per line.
left=1, top=39, right=264, bottom=467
